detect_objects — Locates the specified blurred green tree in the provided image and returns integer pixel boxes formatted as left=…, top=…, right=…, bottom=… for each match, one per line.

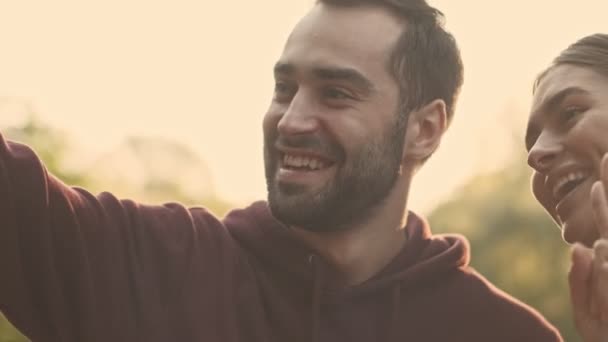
left=4, top=116, right=89, bottom=187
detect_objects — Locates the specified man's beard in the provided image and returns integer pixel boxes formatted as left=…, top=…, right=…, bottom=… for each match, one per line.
left=264, top=119, right=406, bottom=232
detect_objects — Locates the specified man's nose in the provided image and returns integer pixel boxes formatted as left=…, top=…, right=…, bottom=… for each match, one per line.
left=277, top=92, right=320, bottom=136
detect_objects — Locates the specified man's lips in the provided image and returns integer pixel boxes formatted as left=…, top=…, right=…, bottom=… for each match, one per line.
left=274, top=138, right=342, bottom=164
left=281, top=153, right=331, bottom=171
left=272, top=148, right=338, bottom=186
left=276, top=158, right=336, bottom=185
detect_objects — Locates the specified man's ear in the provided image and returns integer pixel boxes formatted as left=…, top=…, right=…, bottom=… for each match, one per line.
left=402, top=99, right=447, bottom=162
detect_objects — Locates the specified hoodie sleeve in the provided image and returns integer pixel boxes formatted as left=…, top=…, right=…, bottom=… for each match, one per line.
left=0, top=136, right=233, bottom=341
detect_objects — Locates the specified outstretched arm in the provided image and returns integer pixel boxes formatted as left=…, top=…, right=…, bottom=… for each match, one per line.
left=0, top=134, right=233, bottom=341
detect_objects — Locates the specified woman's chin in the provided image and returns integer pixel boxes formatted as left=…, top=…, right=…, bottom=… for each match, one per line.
left=562, top=220, right=598, bottom=248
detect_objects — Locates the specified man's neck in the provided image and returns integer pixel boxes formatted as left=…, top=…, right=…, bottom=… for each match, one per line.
left=289, top=178, right=411, bottom=288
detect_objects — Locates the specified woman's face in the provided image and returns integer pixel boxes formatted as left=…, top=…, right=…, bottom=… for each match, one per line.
left=526, top=64, right=608, bottom=247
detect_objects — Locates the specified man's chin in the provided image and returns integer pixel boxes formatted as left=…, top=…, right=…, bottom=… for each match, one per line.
left=268, top=205, right=321, bottom=231
left=267, top=192, right=346, bottom=232
left=268, top=192, right=316, bottom=222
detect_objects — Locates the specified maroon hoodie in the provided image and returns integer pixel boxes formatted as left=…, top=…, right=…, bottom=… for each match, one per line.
left=0, top=137, right=562, bottom=341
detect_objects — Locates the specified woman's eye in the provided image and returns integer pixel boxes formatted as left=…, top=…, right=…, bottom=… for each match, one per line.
left=560, top=106, right=585, bottom=122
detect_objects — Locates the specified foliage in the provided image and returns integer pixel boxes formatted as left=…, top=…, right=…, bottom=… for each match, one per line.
left=428, top=157, right=577, bottom=341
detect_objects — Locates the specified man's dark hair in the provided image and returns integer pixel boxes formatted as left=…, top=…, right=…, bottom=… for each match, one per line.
left=318, top=0, right=464, bottom=127
left=534, top=33, right=608, bottom=91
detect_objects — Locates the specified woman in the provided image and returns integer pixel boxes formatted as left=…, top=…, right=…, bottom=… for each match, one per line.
left=526, top=33, right=608, bottom=341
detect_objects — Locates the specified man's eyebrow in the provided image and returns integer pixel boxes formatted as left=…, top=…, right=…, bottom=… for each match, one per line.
left=273, top=62, right=374, bottom=91
left=273, top=62, right=295, bottom=76
left=525, top=86, right=591, bottom=151
left=312, top=66, right=375, bottom=93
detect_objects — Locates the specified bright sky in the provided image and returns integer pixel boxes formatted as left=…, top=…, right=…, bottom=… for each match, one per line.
left=0, top=1, right=605, bottom=213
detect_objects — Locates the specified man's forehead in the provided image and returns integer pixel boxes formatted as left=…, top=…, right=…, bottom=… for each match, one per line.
left=287, top=4, right=404, bottom=56
left=278, top=6, right=403, bottom=84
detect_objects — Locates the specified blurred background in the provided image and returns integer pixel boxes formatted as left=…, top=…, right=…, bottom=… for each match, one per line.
left=0, top=0, right=606, bottom=340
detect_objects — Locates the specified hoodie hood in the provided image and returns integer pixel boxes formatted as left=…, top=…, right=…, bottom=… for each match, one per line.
left=224, top=200, right=470, bottom=296
left=225, top=201, right=470, bottom=342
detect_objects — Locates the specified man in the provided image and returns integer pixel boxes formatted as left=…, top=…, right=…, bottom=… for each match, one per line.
left=0, top=0, right=561, bottom=341
left=527, top=33, right=608, bottom=342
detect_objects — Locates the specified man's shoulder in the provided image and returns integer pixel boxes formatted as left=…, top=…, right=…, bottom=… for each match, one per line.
left=444, top=266, right=543, bottom=317
left=441, top=266, right=563, bottom=340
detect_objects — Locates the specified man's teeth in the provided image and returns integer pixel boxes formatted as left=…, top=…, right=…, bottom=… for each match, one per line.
left=552, top=171, right=588, bottom=198
left=283, top=154, right=327, bottom=170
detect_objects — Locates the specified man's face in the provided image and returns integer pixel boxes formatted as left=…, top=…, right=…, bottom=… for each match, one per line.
left=526, top=65, right=608, bottom=247
left=263, top=4, right=404, bottom=232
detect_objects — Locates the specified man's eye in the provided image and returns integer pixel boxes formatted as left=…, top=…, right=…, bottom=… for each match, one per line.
left=324, top=88, right=351, bottom=100
left=274, top=82, right=290, bottom=94
left=274, top=82, right=295, bottom=101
